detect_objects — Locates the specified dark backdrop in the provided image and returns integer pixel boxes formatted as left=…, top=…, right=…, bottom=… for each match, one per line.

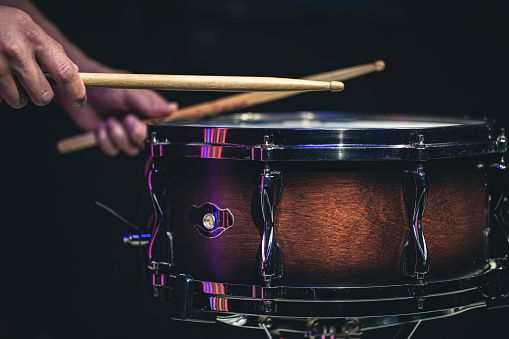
left=1, top=1, right=508, bottom=338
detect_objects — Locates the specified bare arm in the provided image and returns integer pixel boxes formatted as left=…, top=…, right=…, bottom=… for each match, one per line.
left=0, top=0, right=178, bottom=156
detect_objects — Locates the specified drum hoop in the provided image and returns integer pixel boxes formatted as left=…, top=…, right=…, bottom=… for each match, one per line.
left=148, top=112, right=502, bottom=161
left=154, top=265, right=497, bottom=319
left=149, top=141, right=496, bottom=161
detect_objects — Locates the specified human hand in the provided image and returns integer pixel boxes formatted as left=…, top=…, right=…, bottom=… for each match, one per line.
left=55, top=76, right=178, bottom=156
left=0, top=5, right=86, bottom=108
left=0, top=4, right=178, bottom=156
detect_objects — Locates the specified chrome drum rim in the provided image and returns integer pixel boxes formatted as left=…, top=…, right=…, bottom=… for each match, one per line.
left=147, top=112, right=502, bottom=161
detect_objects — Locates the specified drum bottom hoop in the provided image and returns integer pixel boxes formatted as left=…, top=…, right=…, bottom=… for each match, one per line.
left=152, top=262, right=501, bottom=321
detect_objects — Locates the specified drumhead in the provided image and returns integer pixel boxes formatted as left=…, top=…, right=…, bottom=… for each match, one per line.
left=147, top=111, right=501, bottom=161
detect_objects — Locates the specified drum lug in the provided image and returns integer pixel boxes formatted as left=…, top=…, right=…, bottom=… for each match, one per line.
left=258, top=166, right=283, bottom=283
left=147, top=166, right=175, bottom=269
left=496, top=128, right=507, bottom=153
left=488, top=157, right=509, bottom=259
left=402, top=165, right=430, bottom=279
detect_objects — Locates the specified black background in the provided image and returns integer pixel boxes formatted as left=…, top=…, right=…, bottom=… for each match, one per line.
left=1, top=1, right=508, bottom=338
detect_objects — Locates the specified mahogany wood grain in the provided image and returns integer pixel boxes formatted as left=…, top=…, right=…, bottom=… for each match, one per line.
left=157, top=158, right=487, bottom=287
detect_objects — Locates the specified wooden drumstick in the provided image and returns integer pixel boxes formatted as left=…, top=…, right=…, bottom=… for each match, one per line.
left=57, top=60, right=385, bottom=153
left=168, top=60, right=385, bottom=121
left=45, top=73, right=344, bottom=92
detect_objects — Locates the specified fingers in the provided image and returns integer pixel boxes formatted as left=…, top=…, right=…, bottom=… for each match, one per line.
left=123, top=114, right=149, bottom=147
left=1, top=45, right=54, bottom=107
left=0, top=6, right=86, bottom=108
left=88, top=89, right=178, bottom=156
left=0, top=65, right=29, bottom=108
left=95, top=115, right=147, bottom=156
left=36, top=43, right=86, bottom=108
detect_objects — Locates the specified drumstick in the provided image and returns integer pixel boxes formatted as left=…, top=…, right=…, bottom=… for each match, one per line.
left=57, top=60, right=385, bottom=154
left=168, top=60, right=385, bottom=121
left=45, top=73, right=344, bottom=92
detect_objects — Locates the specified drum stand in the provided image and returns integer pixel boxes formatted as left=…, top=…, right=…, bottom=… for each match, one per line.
left=128, top=260, right=507, bottom=339
left=391, top=322, right=421, bottom=339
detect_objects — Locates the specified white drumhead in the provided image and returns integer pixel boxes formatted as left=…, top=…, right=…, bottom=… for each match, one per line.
left=188, top=112, right=472, bottom=129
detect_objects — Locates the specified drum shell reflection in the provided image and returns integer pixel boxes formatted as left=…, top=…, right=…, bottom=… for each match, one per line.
left=147, top=112, right=499, bottom=288
left=152, top=157, right=487, bottom=287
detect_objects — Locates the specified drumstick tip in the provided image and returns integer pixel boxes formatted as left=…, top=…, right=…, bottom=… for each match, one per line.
left=374, top=60, right=386, bottom=71
left=330, top=81, right=344, bottom=92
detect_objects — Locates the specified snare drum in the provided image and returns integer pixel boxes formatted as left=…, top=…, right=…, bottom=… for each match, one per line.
left=144, top=112, right=508, bottom=336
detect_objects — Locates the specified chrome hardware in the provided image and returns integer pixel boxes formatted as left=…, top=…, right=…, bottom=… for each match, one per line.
left=147, top=166, right=174, bottom=268
left=306, top=318, right=362, bottom=339
left=497, top=128, right=507, bottom=153
left=190, top=203, right=234, bottom=238
left=123, top=232, right=151, bottom=246
left=488, top=157, right=509, bottom=260
left=152, top=267, right=497, bottom=325
left=263, top=134, right=274, bottom=148
left=403, top=165, right=430, bottom=279
left=170, top=274, right=216, bottom=323
left=147, top=112, right=501, bottom=161
left=203, top=214, right=216, bottom=230
left=342, top=318, right=361, bottom=335
left=258, top=167, right=283, bottom=283
left=415, top=134, right=426, bottom=148
left=151, top=131, right=158, bottom=143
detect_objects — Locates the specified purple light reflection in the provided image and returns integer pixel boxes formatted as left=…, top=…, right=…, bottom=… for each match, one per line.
left=209, top=297, right=229, bottom=312
left=149, top=144, right=164, bottom=157
left=200, top=146, right=224, bottom=159
left=152, top=273, right=165, bottom=286
left=201, top=128, right=229, bottom=158
left=202, top=281, right=226, bottom=295
left=204, top=128, right=227, bottom=143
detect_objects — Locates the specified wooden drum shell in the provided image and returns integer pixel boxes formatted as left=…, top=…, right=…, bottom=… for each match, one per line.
left=161, top=158, right=487, bottom=287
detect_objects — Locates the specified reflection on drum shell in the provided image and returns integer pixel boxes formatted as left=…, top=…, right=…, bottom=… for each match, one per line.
left=161, top=157, right=486, bottom=287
